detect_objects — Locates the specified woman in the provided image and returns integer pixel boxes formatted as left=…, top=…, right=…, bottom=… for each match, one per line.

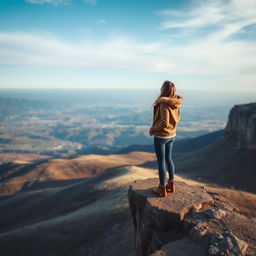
left=149, top=80, right=184, bottom=197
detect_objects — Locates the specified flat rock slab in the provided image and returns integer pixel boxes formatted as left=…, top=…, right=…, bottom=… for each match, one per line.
left=128, top=178, right=256, bottom=256
left=129, top=178, right=213, bottom=229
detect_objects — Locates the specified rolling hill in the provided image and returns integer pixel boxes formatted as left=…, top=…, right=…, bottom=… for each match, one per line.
left=174, top=136, right=256, bottom=193
left=0, top=151, right=256, bottom=256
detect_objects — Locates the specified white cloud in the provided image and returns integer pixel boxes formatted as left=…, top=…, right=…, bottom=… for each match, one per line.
left=158, top=0, right=256, bottom=40
left=0, top=32, right=163, bottom=72
left=26, top=0, right=98, bottom=6
left=25, top=0, right=71, bottom=6
left=148, top=0, right=256, bottom=89
left=0, top=30, right=255, bottom=86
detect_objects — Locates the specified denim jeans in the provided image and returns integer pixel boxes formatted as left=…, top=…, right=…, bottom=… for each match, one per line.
left=154, top=136, right=176, bottom=186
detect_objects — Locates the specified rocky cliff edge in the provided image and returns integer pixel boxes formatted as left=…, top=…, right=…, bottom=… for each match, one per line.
left=225, top=102, right=256, bottom=150
left=128, top=178, right=256, bottom=256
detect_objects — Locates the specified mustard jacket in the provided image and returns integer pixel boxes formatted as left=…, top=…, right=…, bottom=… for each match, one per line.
left=149, top=95, right=185, bottom=137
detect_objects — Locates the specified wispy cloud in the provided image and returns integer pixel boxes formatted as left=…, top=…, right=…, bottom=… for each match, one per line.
left=0, top=32, right=160, bottom=71
left=97, top=19, right=107, bottom=24
left=0, top=30, right=255, bottom=85
left=83, top=0, right=97, bottom=5
left=158, top=0, right=256, bottom=41
left=25, top=0, right=71, bottom=6
left=152, top=0, right=256, bottom=89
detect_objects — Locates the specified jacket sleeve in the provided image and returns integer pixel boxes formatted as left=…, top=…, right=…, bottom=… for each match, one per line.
left=157, top=95, right=185, bottom=106
left=150, top=103, right=169, bottom=132
left=174, top=95, right=185, bottom=105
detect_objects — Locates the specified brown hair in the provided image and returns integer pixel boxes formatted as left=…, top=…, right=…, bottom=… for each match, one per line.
left=152, top=80, right=176, bottom=106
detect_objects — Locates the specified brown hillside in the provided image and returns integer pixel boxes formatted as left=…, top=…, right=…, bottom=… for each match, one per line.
left=0, top=152, right=255, bottom=255
left=174, top=137, right=256, bottom=193
left=0, top=152, right=156, bottom=196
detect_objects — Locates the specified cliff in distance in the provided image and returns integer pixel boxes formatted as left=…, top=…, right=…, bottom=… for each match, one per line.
left=225, top=102, right=256, bottom=150
left=128, top=178, right=256, bottom=256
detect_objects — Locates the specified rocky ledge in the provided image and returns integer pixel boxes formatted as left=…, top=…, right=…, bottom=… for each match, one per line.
left=128, top=178, right=256, bottom=256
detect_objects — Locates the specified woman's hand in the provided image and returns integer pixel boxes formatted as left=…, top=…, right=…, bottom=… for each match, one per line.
left=149, top=127, right=154, bottom=136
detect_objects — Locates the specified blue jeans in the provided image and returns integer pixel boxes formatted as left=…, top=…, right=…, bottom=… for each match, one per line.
left=154, top=136, right=175, bottom=186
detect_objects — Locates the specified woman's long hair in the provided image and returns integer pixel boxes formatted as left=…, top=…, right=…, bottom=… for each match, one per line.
left=152, top=80, right=176, bottom=107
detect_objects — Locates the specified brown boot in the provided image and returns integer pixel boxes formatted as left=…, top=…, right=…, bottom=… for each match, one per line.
left=152, top=185, right=167, bottom=197
left=166, top=180, right=175, bottom=193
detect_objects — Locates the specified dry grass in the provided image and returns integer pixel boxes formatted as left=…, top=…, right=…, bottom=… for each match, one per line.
left=175, top=175, right=256, bottom=217
left=0, top=153, right=51, bottom=164
left=0, top=152, right=156, bottom=195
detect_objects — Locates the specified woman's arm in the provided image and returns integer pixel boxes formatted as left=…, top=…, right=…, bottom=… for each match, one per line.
left=156, top=95, right=185, bottom=106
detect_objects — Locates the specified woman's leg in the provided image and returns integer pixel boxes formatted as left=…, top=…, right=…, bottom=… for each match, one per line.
left=165, top=137, right=175, bottom=181
left=154, top=137, right=167, bottom=186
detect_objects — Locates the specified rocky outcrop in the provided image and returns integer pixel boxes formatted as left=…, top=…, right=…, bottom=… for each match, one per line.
left=128, top=178, right=256, bottom=256
left=225, top=102, right=256, bottom=149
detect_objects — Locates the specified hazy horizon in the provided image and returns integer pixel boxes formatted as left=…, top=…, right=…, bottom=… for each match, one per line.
left=0, top=88, right=255, bottom=108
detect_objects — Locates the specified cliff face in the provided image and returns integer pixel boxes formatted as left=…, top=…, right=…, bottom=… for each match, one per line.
left=225, top=103, right=256, bottom=150
left=128, top=178, right=256, bottom=256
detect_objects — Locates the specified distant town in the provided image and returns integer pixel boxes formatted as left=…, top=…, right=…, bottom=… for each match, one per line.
left=0, top=90, right=229, bottom=163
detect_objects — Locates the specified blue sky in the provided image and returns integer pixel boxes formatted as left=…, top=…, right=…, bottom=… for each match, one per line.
left=0, top=0, right=256, bottom=91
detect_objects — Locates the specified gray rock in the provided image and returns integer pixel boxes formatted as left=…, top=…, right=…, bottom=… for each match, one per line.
left=189, top=223, right=210, bottom=242
left=128, top=178, right=256, bottom=256
left=225, top=102, right=256, bottom=150
left=209, top=232, right=248, bottom=256
left=129, top=178, right=214, bottom=229
left=151, top=237, right=208, bottom=256
left=205, top=208, right=227, bottom=220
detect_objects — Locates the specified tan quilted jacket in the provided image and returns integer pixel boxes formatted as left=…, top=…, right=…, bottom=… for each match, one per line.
left=149, top=95, right=184, bottom=137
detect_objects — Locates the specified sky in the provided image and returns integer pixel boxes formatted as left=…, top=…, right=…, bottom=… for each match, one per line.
left=0, top=0, right=256, bottom=91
